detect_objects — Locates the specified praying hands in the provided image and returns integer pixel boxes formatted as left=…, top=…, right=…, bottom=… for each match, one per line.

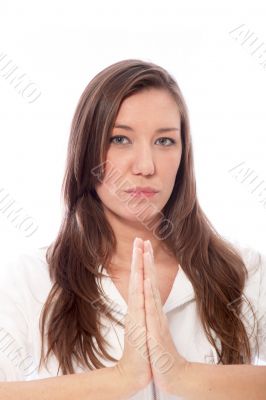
left=114, top=237, right=189, bottom=396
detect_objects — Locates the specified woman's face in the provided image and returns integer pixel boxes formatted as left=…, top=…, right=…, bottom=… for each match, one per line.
left=95, top=88, right=182, bottom=225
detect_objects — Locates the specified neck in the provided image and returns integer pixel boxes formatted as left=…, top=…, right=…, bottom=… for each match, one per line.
left=104, top=208, right=175, bottom=274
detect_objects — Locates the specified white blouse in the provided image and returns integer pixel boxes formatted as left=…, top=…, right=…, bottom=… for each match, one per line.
left=0, top=241, right=265, bottom=400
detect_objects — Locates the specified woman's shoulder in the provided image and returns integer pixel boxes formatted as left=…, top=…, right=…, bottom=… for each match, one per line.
left=0, top=246, right=52, bottom=303
left=229, top=239, right=266, bottom=307
left=230, top=239, right=264, bottom=277
left=229, top=240, right=266, bottom=363
left=0, top=246, right=49, bottom=276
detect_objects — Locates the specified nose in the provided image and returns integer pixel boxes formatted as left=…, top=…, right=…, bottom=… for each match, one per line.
left=131, top=143, right=155, bottom=175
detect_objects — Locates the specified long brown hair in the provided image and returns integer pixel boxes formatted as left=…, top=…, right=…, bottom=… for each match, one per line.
left=39, top=59, right=258, bottom=375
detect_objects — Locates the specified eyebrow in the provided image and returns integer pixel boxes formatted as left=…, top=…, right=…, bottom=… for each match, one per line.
left=113, top=124, right=179, bottom=133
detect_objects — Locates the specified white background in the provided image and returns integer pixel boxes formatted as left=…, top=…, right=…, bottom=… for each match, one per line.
left=1, top=1, right=266, bottom=257
left=0, top=0, right=265, bottom=366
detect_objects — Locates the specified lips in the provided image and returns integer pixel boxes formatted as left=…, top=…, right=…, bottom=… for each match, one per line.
left=128, top=190, right=157, bottom=194
left=125, top=186, right=159, bottom=194
left=127, top=191, right=158, bottom=198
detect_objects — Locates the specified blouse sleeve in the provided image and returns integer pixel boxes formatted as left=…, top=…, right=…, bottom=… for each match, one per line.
left=231, top=241, right=266, bottom=365
left=0, top=254, right=32, bottom=381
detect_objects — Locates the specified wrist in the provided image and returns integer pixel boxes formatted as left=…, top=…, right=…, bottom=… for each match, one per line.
left=169, top=359, right=192, bottom=397
left=111, top=365, right=139, bottom=398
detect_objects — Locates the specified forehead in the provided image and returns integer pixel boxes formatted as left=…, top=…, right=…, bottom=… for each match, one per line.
left=115, top=88, right=180, bottom=121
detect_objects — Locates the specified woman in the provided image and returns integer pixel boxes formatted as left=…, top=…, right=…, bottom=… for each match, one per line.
left=0, top=59, right=265, bottom=399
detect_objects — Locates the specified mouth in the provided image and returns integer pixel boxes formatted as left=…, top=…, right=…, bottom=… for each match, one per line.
left=125, top=191, right=158, bottom=198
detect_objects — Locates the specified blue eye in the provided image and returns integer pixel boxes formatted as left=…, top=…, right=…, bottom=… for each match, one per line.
left=109, top=135, right=129, bottom=145
left=109, top=135, right=176, bottom=146
left=156, top=137, right=176, bottom=146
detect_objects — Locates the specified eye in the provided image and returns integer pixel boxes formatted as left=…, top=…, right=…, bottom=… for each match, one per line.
left=155, top=137, right=176, bottom=146
left=109, top=135, right=129, bottom=145
left=109, top=135, right=176, bottom=146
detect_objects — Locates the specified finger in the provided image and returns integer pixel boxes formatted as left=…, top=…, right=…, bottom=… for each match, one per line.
left=127, top=238, right=145, bottom=333
left=143, top=254, right=163, bottom=330
left=143, top=275, right=165, bottom=369
left=144, top=275, right=156, bottom=320
left=144, top=275, right=185, bottom=372
left=126, top=238, right=149, bottom=355
left=143, top=241, right=163, bottom=316
left=143, top=241, right=158, bottom=287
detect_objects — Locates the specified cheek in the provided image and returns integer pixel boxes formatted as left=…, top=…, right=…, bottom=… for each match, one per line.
left=159, top=152, right=181, bottom=179
left=101, top=152, right=131, bottom=190
left=105, top=149, right=127, bottom=171
left=95, top=157, right=127, bottom=201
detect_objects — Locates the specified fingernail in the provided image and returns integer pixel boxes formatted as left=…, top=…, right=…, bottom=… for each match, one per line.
left=146, top=240, right=152, bottom=252
left=134, top=271, right=138, bottom=287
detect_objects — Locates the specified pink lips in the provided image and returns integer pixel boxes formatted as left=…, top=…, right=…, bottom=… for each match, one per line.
left=125, top=186, right=159, bottom=198
left=128, top=191, right=157, bottom=198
